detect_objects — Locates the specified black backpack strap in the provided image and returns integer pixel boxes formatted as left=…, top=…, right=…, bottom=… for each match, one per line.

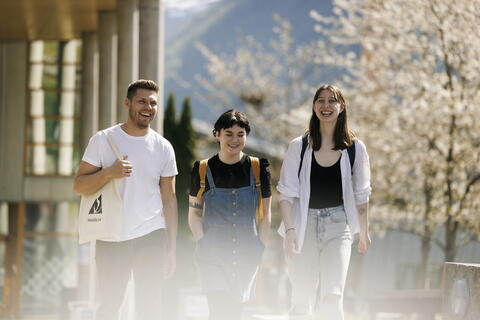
left=298, top=132, right=309, bottom=178
left=347, top=141, right=356, bottom=174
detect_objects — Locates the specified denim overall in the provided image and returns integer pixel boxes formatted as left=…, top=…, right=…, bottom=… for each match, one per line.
left=195, top=164, right=264, bottom=301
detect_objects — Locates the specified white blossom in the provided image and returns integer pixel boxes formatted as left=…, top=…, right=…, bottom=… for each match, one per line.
left=310, top=0, right=480, bottom=261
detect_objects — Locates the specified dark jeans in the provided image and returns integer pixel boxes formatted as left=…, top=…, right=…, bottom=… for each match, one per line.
left=95, top=229, right=166, bottom=320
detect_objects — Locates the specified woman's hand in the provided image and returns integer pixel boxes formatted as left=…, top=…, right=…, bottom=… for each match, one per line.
left=358, top=231, right=371, bottom=253
left=356, top=202, right=370, bottom=253
left=284, top=229, right=298, bottom=259
left=164, top=249, right=176, bottom=279
left=194, top=232, right=204, bottom=242
left=188, top=195, right=205, bottom=242
left=258, top=197, right=272, bottom=247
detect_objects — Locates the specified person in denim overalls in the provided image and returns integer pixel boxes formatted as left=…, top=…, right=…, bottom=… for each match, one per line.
left=188, top=109, right=272, bottom=320
left=278, top=85, right=372, bottom=319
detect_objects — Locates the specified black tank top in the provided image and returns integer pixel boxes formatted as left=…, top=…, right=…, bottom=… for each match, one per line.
left=308, top=151, right=343, bottom=209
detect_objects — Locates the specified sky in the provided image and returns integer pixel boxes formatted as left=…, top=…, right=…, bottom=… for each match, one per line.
left=164, top=0, right=222, bottom=10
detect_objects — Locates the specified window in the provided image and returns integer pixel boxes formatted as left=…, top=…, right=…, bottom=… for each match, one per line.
left=26, top=41, right=82, bottom=176
left=22, top=202, right=79, bottom=315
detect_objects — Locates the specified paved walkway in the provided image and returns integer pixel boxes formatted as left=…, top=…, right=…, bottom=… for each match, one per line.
left=247, top=315, right=289, bottom=319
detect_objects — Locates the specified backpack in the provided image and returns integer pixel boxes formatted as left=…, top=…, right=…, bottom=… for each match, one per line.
left=298, top=132, right=355, bottom=178
left=196, top=156, right=264, bottom=222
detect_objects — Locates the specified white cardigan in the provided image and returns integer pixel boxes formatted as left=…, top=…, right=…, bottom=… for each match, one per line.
left=277, top=135, right=372, bottom=252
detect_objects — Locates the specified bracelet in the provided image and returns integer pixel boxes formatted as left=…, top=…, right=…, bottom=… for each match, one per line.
left=285, top=227, right=295, bottom=233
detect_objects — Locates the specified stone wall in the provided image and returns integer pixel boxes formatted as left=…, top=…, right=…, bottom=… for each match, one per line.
left=443, top=262, right=480, bottom=320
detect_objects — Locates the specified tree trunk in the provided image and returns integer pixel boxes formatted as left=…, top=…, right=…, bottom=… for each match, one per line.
left=419, top=172, right=433, bottom=288
left=445, top=217, right=458, bottom=262
left=418, top=232, right=432, bottom=288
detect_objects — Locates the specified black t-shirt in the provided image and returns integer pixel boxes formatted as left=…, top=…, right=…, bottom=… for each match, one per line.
left=189, top=154, right=272, bottom=198
left=308, top=152, right=343, bottom=209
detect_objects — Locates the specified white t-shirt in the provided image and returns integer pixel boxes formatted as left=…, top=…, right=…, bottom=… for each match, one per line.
left=82, top=124, right=178, bottom=241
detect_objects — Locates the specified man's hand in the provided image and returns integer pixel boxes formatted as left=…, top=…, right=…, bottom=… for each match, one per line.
left=160, top=176, right=178, bottom=280
left=107, top=155, right=133, bottom=178
left=74, top=157, right=131, bottom=196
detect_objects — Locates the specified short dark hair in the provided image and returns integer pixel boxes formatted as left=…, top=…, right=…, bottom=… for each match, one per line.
left=126, top=79, right=159, bottom=100
left=212, top=109, right=251, bottom=137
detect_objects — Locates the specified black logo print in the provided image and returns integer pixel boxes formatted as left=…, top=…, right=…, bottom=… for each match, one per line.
left=88, top=195, right=103, bottom=214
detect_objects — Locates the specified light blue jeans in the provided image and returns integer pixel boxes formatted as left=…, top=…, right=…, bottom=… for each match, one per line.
left=288, top=205, right=352, bottom=320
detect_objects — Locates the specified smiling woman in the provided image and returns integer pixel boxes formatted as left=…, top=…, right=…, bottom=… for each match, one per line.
left=188, top=109, right=272, bottom=320
left=277, top=84, right=372, bottom=320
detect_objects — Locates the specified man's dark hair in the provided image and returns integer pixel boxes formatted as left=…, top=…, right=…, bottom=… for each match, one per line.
left=126, top=79, right=159, bottom=100
left=212, top=109, right=251, bottom=137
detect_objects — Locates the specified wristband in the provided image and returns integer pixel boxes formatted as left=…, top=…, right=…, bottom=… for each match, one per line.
left=285, top=227, right=295, bottom=233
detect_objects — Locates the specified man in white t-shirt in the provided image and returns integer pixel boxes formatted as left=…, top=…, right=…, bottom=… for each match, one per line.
left=74, top=79, right=178, bottom=320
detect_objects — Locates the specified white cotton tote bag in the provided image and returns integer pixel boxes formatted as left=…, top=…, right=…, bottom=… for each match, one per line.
left=78, top=133, right=124, bottom=244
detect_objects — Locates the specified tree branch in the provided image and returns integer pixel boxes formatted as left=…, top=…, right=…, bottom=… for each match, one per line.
left=456, top=173, right=480, bottom=216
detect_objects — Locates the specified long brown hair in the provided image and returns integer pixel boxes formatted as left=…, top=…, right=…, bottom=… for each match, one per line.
left=308, top=84, right=356, bottom=150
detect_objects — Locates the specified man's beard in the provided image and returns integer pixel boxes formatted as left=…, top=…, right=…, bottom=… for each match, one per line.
left=129, top=108, right=151, bottom=129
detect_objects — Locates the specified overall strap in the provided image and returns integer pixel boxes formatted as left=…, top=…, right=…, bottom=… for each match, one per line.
left=205, top=165, right=216, bottom=189
left=346, top=141, right=356, bottom=174
left=250, top=156, right=264, bottom=222
left=298, top=132, right=309, bottom=178
left=196, top=159, right=209, bottom=201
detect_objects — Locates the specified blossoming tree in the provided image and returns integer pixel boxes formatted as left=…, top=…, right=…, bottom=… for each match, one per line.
left=311, top=0, right=480, bottom=284
left=196, top=0, right=480, bottom=286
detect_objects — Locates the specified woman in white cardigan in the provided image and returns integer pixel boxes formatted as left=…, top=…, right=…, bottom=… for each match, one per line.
left=277, top=84, right=371, bottom=319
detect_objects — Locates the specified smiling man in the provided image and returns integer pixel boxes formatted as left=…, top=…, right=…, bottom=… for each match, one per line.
left=74, top=79, right=178, bottom=320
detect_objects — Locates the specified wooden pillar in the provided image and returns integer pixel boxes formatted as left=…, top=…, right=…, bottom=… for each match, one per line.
left=98, top=11, right=118, bottom=129
left=117, top=0, right=139, bottom=122
left=139, top=0, right=165, bottom=132
left=3, top=203, right=25, bottom=318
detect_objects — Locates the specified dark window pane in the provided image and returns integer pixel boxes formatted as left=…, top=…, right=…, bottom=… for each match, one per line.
left=72, top=147, right=81, bottom=174
left=46, top=146, right=59, bottom=173
left=28, top=118, right=60, bottom=143
left=24, top=144, right=58, bottom=175
left=42, top=65, right=59, bottom=89
left=74, top=92, right=81, bottom=116
left=44, top=90, right=60, bottom=115
left=43, top=42, right=59, bottom=63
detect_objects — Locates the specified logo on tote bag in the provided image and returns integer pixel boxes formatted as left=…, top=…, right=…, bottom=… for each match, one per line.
left=88, top=195, right=103, bottom=216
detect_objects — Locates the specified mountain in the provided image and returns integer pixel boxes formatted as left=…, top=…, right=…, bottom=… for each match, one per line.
left=165, top=1, right=222, bottom=42
left=164, top=0, right=334, bottom=122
